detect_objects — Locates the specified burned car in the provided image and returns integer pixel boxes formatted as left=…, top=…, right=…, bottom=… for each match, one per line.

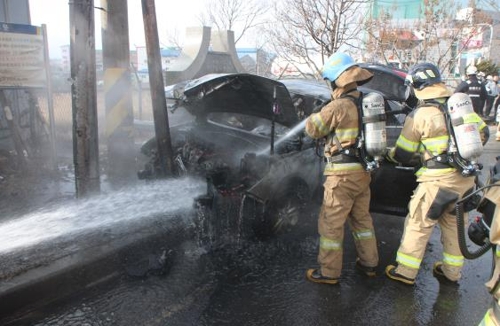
left=138, top=65, right=419, bottom=242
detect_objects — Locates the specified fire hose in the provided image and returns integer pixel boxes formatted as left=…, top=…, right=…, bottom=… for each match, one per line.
left=456, top=182, right=500, bottom=259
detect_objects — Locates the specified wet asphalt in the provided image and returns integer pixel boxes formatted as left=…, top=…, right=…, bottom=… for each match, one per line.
left=5, top=210, right=493, bottom=326
left=1, top=126, right=499, bottom=326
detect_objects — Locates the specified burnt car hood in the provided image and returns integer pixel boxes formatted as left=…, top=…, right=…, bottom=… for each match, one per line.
left=280, top=63, right=416, bottom=107
left=180, top=73, right=299, bottom=128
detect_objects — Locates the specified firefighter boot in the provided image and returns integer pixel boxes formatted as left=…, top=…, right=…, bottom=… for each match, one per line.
left=433, top=262, right=458, bottom=284
left=355, top=259, right=377, bottom=277
left=385, top=264, right=415, bottom=285
left=306, top=269, right=339, bottom=285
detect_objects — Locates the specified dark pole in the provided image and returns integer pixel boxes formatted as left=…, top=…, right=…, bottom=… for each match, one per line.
left=141, top=0, right=174, bottom=177
left=101, top=0, right=135, bottom=182
left=41, top=24, right=57, bottom=169
left=69, top=0, right=100, bottom=197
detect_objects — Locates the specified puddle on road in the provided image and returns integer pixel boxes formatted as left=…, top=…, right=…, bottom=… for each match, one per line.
left=25, top=234, right=321, bottom=326
left=2, top=204, right=494, bottom=326
left=18, top=225, right=493, bottom=326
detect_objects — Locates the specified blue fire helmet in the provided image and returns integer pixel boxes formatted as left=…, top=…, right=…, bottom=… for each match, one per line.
left=321, top=53, right=356, bottom=82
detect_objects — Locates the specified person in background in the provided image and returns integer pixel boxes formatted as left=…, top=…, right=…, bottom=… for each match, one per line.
left=493, top=76, right=500, bottom=121
left=304, top=52, right=379, bottom=285
left=455, top=66, right=487, bottom=116
left=484, top=75, right=499, bottom=119
left=385, top=63, right=489, bottom=285
left=479, top=71, right=487, bottom=84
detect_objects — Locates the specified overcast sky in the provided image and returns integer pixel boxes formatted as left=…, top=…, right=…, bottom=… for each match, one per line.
left=29, top=0, right=205, bottom=58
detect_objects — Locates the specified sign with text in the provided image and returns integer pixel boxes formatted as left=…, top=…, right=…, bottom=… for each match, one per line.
left=0, top=22, right=46, bottom=88
left=461, top=26, right=486, bottom=50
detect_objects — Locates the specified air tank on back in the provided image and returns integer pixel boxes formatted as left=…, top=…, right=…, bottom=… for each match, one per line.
left=362, top=92, right=387, bottom=159
left=447, top=92, right=483, bottom=161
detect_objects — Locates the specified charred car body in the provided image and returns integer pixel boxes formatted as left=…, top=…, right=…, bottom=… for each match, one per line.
left=138, top=65, right=419, bottom=243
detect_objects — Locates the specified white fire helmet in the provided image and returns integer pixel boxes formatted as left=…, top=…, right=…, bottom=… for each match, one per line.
left=466, top=66, right=478, bottom=75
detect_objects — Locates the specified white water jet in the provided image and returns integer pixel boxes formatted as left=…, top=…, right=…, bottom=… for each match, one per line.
left=0, top=177, right=206, bottom=254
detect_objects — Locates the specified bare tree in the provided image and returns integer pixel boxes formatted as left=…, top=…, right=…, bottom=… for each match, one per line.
left=165, top=27, right=183, bottom=49
left=198, top=0, right=271, bottom=44
left=363, top=0, right=494, bottom=77
left=483, top=0, right=500, bottom=11
left=263, top=0, right=369, bottom=79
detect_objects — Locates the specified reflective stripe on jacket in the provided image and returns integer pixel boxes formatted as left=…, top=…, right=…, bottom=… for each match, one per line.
left=305, top=83, right=364, bottom=175
left=394, top=103, right=454, bottom=177
left=394, top=101, right=488, bottom=178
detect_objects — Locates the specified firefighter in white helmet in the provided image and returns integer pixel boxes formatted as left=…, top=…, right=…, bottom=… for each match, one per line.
left=304, top=52, right=379, bottom=284
left=455, top=65, right=488, bottom=116
left=385, top=62, right=489, bottom=285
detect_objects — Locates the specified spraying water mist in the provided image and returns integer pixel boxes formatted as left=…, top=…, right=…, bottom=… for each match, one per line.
left=256, top=119, right=307, bottom=156
left=0, top=177, right=206, bottom=254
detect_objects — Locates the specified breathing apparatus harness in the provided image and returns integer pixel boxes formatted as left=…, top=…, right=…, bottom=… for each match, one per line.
left=328, top=90, right=363, bottom=164
left=419, top=100, right=483, bottom=177
left=416, top=98, right=492, bottom=260
left=322, top=90, right=386, bottom=172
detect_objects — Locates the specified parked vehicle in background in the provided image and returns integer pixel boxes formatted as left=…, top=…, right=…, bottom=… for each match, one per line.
left=137, top=65, right=419, bottom=242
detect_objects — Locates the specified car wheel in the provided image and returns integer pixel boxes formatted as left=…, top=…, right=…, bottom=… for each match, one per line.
left=260, top=181, right=310, bottom=237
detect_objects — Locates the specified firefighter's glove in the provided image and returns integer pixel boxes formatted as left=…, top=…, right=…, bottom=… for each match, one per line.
left=384, top=147, right=398, bottom=164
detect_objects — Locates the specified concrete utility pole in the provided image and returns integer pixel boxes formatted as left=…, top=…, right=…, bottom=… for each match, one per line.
left=141, top=0, right=174, bottom=177
left=101, top=0, right=136, bottom=182
left=69, top=0, right=100, bottom=197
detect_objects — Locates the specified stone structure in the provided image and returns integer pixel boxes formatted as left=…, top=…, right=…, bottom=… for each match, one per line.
left=164, top=26, right=245, bottom=86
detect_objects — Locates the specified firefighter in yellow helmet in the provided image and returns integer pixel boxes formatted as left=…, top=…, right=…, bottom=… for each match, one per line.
left=385, top=62, right=489, bottom=285
left=305, top=52, right=379, bottom=284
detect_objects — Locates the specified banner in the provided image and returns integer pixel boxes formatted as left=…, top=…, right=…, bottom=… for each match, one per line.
left=0, top=22, right=46, bottom=88
left=461, top=26, right=484, bottom=50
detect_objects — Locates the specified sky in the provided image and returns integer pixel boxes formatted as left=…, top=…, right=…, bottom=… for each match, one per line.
left=29, top=0, right=205, bottom=59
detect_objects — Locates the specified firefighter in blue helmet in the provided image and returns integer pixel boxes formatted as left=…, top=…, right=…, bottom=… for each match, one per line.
left=385, top=63, right=489, bottom=285
left=304, top=52, right=379, bottom=284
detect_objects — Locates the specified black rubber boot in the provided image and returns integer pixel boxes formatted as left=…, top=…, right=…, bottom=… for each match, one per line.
left=385, top=264, right=415, bottom=285
left=356, top=259, right=377, bottom=277
left=433, top=262, right=458, bottom=284
left=306, top=269, right=339, bottom=285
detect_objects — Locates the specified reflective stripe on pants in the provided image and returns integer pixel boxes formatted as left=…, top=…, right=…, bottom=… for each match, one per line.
left=317, top=172, right=378, bottom=278
left=394, top=172, right=474, bottom=280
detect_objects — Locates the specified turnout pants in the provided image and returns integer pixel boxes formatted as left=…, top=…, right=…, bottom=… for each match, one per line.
left=318, top=172, right=378, bottom=278
left=395, top=173, right=475, bottom=281
left=481, top=185, right=500, bottom=325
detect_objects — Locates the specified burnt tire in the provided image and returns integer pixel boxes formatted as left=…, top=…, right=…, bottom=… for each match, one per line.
left=257, top=181, right=310, bottom=238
